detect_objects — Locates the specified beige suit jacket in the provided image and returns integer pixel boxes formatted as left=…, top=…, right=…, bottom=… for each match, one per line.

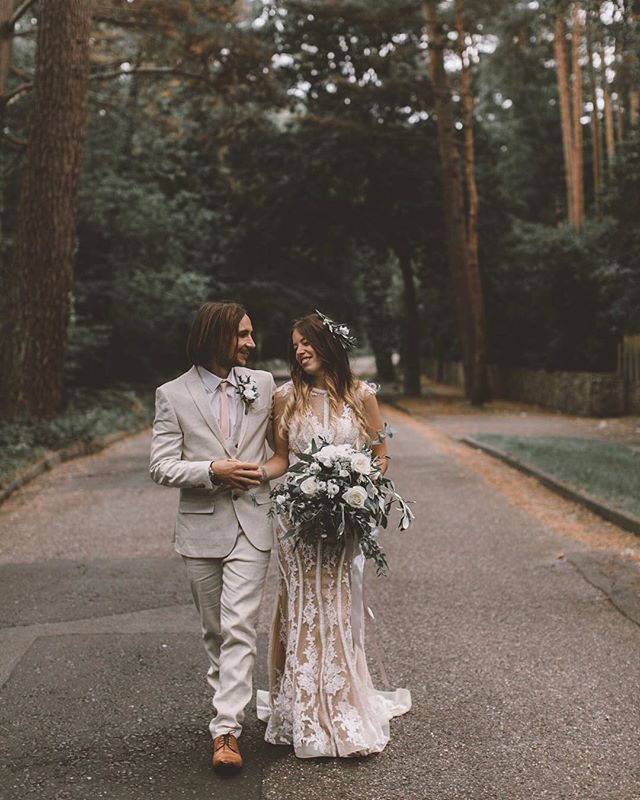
left=149, top=365, right=276, bottom=558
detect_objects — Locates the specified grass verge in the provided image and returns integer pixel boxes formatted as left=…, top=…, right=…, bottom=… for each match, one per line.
left=0, top=387, right=154, bottom=489
left=473, top=434, right=640, bottom=519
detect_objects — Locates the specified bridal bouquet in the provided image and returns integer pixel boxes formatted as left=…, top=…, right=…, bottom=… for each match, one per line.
left=269, top=438, right=414, bottom=575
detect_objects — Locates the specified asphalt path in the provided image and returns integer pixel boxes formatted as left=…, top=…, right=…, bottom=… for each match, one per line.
left=1, top=408, right=639, bottom=799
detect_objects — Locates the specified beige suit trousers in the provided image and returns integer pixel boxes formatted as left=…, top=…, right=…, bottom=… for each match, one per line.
left=182, top=528, right=271, bottom=738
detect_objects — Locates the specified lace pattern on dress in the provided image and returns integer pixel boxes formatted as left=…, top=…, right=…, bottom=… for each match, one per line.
left=262, top=380, right=409, bottom=758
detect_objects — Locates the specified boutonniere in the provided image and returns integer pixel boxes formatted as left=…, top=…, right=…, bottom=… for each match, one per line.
left=236, top=374, right=259, bottom=414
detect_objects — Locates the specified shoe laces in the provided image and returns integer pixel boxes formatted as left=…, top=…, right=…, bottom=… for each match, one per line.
left=216, top=733, right=237, bottom=752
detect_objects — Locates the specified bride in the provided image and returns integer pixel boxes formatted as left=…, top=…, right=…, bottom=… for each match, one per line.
left=257, top=311, right=411, bottom=758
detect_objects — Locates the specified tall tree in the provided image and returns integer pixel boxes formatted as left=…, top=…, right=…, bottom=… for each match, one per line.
left=571, top=2, right=584, bottom=229
left=554, top=4, right=577, bottom=225
left=0, top=0, right=92, bottom=419
left=454, top=0, right=488, bottom=399
left=422, top=0, right=489, bottom=404
left=0, top=0, right=12, bottom=96
left=601, top=42, right=616, bottom=170
left=586, top=9, right=602, bottom=216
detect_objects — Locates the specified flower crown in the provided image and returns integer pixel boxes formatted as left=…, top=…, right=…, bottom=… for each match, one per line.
left=315, top=309, right=357, bottom=351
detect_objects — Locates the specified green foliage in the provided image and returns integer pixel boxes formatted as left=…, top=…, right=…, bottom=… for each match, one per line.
left=597, top=130, right=640, bottom=335
left=2, top=0, right=639, bottom=402
left=0, top=389, right=154, bottom=488
left=488, top=220, right=616, bottom=371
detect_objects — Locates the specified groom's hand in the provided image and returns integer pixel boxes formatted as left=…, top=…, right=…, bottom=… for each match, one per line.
left=210, top=459, right=262, bottom=490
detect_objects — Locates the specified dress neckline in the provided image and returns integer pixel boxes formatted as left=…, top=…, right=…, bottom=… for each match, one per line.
left=310, top=387, right=328, bottom=396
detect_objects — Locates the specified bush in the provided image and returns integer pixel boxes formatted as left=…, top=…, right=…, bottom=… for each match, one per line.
left=0, top=388, right=154, bottom=488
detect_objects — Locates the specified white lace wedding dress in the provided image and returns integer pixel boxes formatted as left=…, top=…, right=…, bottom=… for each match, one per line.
left=257, top=382, right=411, bottom=758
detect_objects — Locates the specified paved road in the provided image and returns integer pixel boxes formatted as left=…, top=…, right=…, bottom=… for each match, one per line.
left=391, top=384, right=640, bottom=448
left=1, top=409, right=639, bottom=799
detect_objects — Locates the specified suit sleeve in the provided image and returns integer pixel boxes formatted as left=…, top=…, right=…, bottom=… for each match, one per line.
left=149, top=387, right=212, bottom=489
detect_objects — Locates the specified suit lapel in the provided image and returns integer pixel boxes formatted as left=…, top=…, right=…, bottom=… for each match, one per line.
left=234, top=367, right=250, bottom=451
left=185, top=366, right=232, bottom=457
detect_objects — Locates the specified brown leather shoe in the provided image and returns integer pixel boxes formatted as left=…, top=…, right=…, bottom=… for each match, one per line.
left=212, top=733, right=243, bottom=771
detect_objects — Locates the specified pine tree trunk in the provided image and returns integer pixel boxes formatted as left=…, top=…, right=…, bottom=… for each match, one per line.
left=630, top=89, right=639, bottom=127
left=0, top=0, right=12, bottom=96
left=0, top=0, right=92, bottom=420
left=554, top=8, right=576, bottom=225
left=423, top=0, right=473, bottom=400
left=586, top=15, right=602, bottom=217
left=363, top=256, right=397, bottom=384
left=628, top=9, right=640, bottom=127
left=423, top=0, right=489, bottom=404
left=601, top=46, right=616, bottom=171
left=0, top=0, right=12, bottom=293
left=454, top=0, right=490, bottom=402
left=616, top=98, right=624, bottom=146
left=571, top=3, right=584, bottom=230
left=395, top=246, right=421, bottom=396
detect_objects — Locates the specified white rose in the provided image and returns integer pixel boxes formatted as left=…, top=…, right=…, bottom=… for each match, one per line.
left=334, top=444, right=353, bottom=458
left=350, top=453, right=371, bottom=474
left=275, top=494, right=286, bottom=505
left=300, top=477, right=319, bottom=496
left=243, top=388, right=257, bottom=400
left=342, top=486, right=368, bottom=508
left=339, top=469, right=349, bottom=478
left=317, top=445, right=338, bottom=467
left=309, top=462, right=322, bottom=474
left=327, top=481, right=340, bottom=497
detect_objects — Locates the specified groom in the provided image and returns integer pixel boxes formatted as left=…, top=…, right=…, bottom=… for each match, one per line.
left=150, top=301, right=276, bottom=771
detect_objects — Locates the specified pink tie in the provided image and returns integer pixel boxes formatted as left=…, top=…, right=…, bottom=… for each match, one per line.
left=218, top=380, right=231, bottom=439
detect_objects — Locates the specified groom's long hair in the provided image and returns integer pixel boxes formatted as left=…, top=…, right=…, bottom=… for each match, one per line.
left=280, top=313, right=369, bottom=441
left=187, top=301, right=247, bottom=368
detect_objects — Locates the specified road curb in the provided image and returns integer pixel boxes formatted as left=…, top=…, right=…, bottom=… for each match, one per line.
left=462, top=435, right=640, bottom=537
left=0, top=423, right=150, bottom=506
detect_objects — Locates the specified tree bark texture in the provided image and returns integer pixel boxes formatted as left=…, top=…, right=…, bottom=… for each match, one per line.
left=395, top=246, right=421, bottom=396
left=571, top=3, right=584, bottom=230
left=586, top=14, right=602, bottom=216
left=423, top=0, right=489, bottom=405
left=630, top=89, right=639, bottom=127
left=601, top=44, right=616, bottom=171
left=616, top=97, right=624, bottom=146
left=554, top=8, right=577, bottom=225
left=0, top=0, right=12, bottom=96
left=0, top=0, right=92, bottom=419
left=454, top=0, right=490, bottom=403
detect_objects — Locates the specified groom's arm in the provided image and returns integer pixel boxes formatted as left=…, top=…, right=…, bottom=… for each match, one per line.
left=149, top=387, right=212, bottom=489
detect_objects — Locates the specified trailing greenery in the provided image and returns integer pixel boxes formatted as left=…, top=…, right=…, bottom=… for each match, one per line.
left=474, top=434, right=640, bottom=518
left=0, top=389, right=154, bottom=488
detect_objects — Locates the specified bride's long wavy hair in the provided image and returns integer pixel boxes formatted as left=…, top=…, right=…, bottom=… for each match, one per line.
left=279, top=313, right=369, bottom=442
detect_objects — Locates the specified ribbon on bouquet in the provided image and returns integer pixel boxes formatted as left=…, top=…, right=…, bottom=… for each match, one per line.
left=350, top=539, right=391, bottom=690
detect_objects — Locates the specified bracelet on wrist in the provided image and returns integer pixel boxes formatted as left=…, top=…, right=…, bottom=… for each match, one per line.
left=209, top=462, right=221, bottom=486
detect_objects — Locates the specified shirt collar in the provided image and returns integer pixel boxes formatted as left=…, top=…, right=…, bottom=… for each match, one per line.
left=198, top=366, right=237, bottom=394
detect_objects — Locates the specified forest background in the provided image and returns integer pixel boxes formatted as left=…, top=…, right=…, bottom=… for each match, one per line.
left=0, top=0, right=639, bottom=439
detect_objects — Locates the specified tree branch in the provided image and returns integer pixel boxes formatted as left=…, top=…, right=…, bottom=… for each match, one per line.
left=0, top=80, right=32, bottom=105
left=9, top=0, right=37, bottom=28
left=89, top=65, right=212, bottom=85
left=2, top=129, right=27, bottom=148
left=10, top=64, right=32, bottom=79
